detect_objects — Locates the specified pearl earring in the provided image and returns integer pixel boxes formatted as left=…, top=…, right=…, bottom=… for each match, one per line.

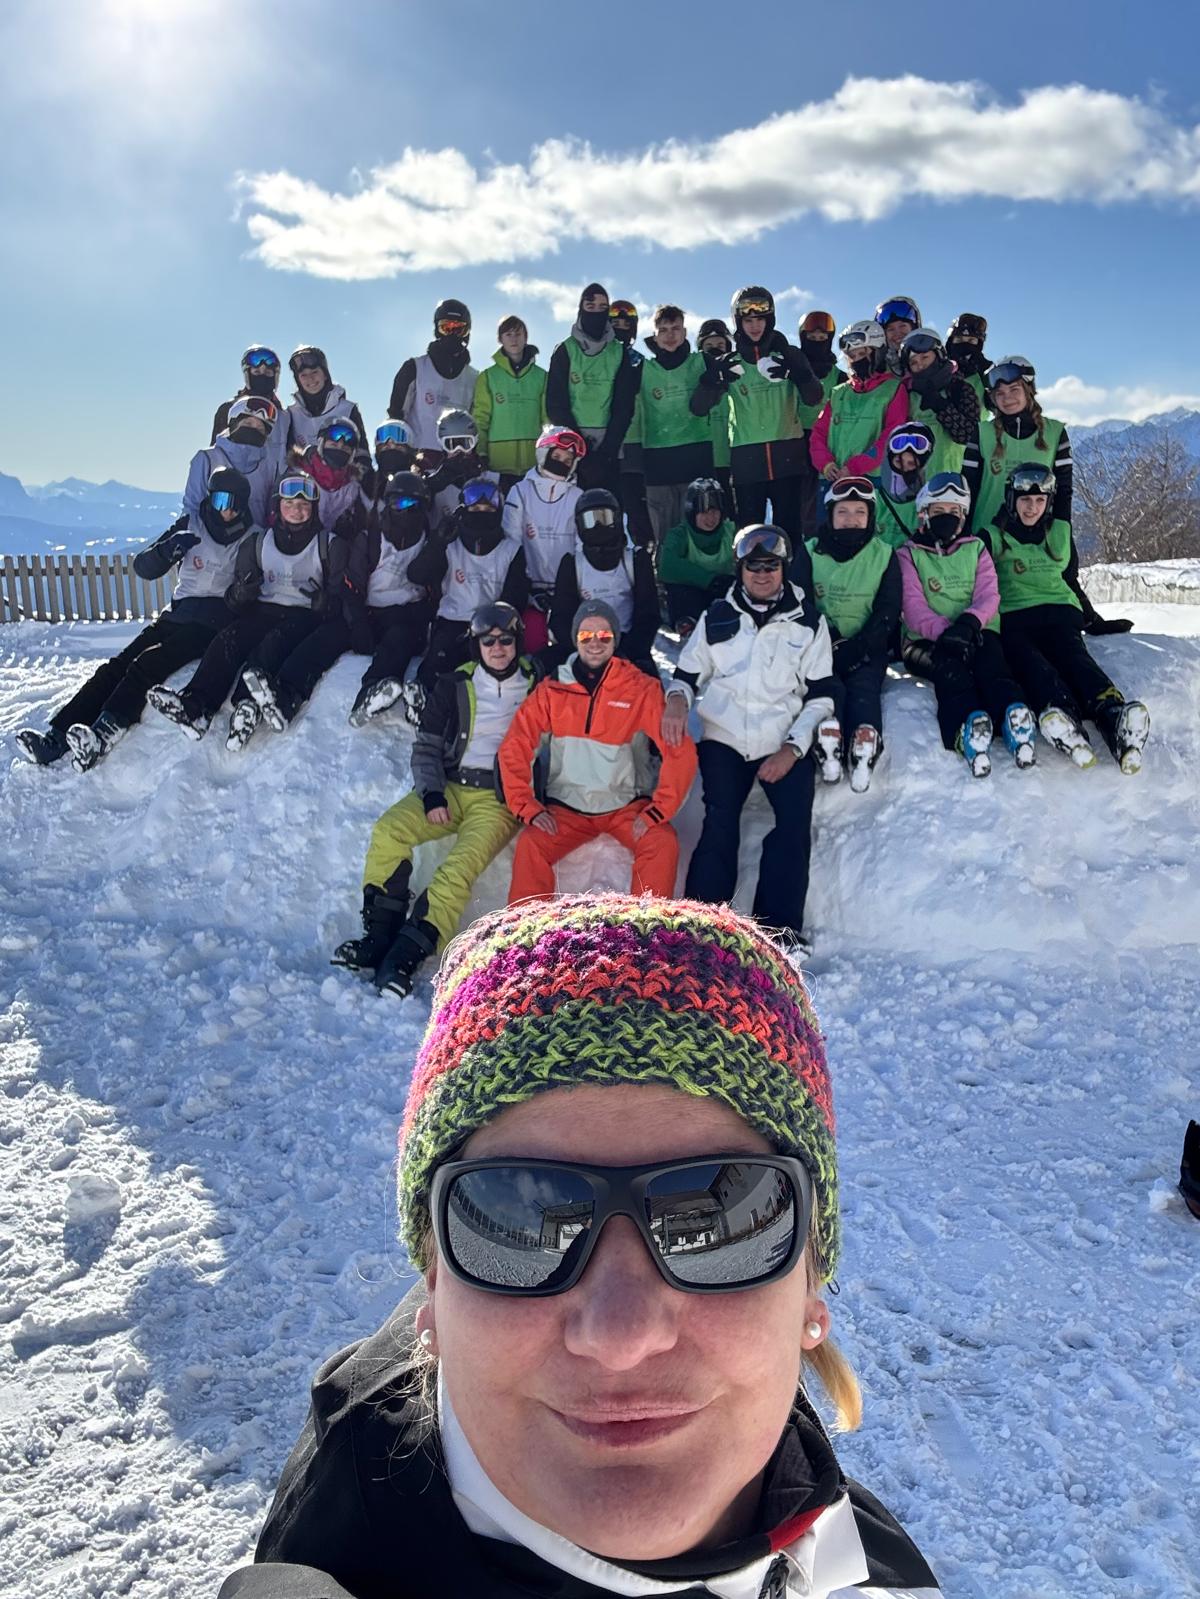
left=418, top=1328, right=435, bottom=1350
left=805, top=1321, right=823, bottom=1342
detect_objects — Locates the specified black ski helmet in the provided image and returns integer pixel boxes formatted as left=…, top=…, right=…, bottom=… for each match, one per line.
left=289, top=344, right=329, bottom=377
left=731, top=286, right=776, bottom=338
left=697, top=317, right=733, bottom=354
left=733, top=524, right=791, bottom=566
left=380, top=470, right=430, bottom=548
left=1003, top=461, right=1056, bottom=523
left=947, top=312, right=988, bottom=346
left=684, top=477, right=725, bottom=529
left=574, top=488, right=622, bottom=541
left=433, top=299, right=471, bottom=341
left=470, top=600, right=523, bottom=651
left=201, top=466, right=253, bottom=545
left=609, top=299, right=638, bottom=345
left=272, top=471, right=322, bottom=553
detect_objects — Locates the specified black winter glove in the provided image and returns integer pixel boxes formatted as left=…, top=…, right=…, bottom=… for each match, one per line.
left=225, top=573, right=261, bottom=610
left=937, top=613, right=982, bottom=659
left=780, top=344, right=815, bottom=387
left=531, top=590, right=554, bottom=614
left=299, top=578, right=325, bottom=612
left=1085, top=615, right=1134, bottom=635
left=165, top=531, right=200, bottom=563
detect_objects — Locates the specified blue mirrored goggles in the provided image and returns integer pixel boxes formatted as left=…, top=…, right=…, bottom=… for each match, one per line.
left=278, top=476, right=319, bottom=502
left=375, top=421, right=413, bottom=447
left=888, top=431, right=934, bottom=457
left=244, top=349, right=279, bottom=370
left=987, top=361, right=1034, bottom=389
left=386, top=493, right=424, bottom=512
left=323, top=422, right=358, bottom=446
left=209, top=490, right=238, bottom=512
left=462, top=480, right=501, bottom=508
left=876, top=298, right=919, bottom=325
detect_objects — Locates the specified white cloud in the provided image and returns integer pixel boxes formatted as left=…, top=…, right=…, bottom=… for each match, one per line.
left=233, top=75, right=1200, bottom=281
left=1040, top=375, right=1200, bottom=427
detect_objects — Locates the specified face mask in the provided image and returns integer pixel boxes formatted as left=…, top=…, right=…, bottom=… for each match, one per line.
left=579, top=309, right=609, bottom=339
left=199, top=500, right=246, bottom=544
left=800, top=336, right=835, bottom=374
left=581, top=532, right=624, bottom=565
left=229, top=424, right=266, bottom=448
left=383, top=508, right=425, bottom=548
left=926, top=511, right=962, bottom=545
left=462, top=507, right=502, bottom=538
left=321, top=446, right=351, bottom=470
left=849, top=356, right=872, bottom=381
left=947, top=342, right=986, bottom=376
left=377, top=445, right=416, bottom=476
left=541, top=455, right=571, bottom=479
left=246, top=371, right=277, bottom=398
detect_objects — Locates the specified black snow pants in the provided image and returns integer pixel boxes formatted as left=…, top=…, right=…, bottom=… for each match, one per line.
left=49, top=614, right=217, bottom=732
left=1000, top=604, right=1124, bottom=727
left=830, top=650, right=888, bottom=740
left=902, top=629, right=1025, bottom=750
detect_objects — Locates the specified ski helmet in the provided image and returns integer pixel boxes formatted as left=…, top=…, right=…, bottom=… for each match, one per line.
left=289, top=345, right=328, bottom=376
left=470, top=600, right=523, bottom=652
left=915, top=471, right=971, bottom=525
left=885, top=422, right=936, bottom=469
left=1003, top=462, right=1056, bottom=522
left=874, top=295, right=922, bottom=330
left=734, top=524, right=792, bottom=566
left=382, top=469, right=431, bottom=510
left=241, top=345, right=280, bottom=380
left=535, top=426, right=587, bottom=479
left=227, top=394, right=277, bottom=429
left=273, top=471, right=321, bottom=550
left=731, top=286, right=775, bottom=323
left=574, top=488, right=622, bottom=538
left=823, top=475, right=877, bottom=535
left=899, top=328, right=947, bottom=372
left=433, top=299, right=471, bottom=341
left=609, top=300, right=638, bottom=344
left=684, top=477, right=725, bottom=528
left=799, top=311, right=836, bottom=340
left=436, top=408, right=478, bottom=454
left=201, top=466, right=253, bottom=544
left=380, top=470, right=430, bottom=548
left=947, top=312, right=988, bottom=346
left=375, top=418, right=414, bottom=450
left=985, top=355, right=1037, bottom=407
left=697, top=317, right=733, bottom=354
left=319, top=416, right=360, bottom=449
left=458, top=478, right=503, bottom=550
left=838, top=320, right=887, bottom=357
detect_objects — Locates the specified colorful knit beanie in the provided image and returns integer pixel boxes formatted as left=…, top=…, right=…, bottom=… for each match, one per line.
left=399, top=893, right=840, bottom=1280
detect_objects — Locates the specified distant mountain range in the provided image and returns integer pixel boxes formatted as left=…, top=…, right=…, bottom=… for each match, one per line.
left=3, top=407, right=1199, bottom=556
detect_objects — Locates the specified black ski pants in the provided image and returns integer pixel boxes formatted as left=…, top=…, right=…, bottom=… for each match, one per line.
left=1000, top=605, right=1121, bottom=722
left=416, top=616, right=472, bottom=691
left=273, top=604, right=429, bottom=707
left=664, top=579, right=725, bottom=627
left=830, top=650, right=888, bottom=740
left=686, top=738, right=816, bottom=939
left=50, top=614, right=216, bottom=732
left=902, top=629, right=1025, bottom=750
left=184, top=605, right=319, bottom=715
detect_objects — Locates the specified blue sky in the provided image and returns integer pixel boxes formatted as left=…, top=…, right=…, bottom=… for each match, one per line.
left=3, top=0, right=1199, bottom=492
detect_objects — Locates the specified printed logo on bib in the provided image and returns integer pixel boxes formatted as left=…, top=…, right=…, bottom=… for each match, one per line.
left=1013, top=559, right=1027, bottom=574
left=928, top=577, right=943, bottom=593
left=570, top=372, right=582, bottom=384
left=814, top=582, right=825, bottom=597
left=425, top=392, right=436, bottom=406
left=192, top=555, right=204, bottom=569
left=652, top=387, right=664, bottom=401
left=454, top=569, right=466, bottom=584
left=495, top=393, right=506, bottom=404
left=738, top=384, right=749, bottom=397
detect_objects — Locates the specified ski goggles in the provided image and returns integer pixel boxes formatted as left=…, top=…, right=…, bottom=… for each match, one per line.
left=462, top=479, right=500, bottom=508
left=277, top=475, right=319, bottom=502
left=477, top=630, right=517, bottom=648
left=734, top=526, right=789, bottom=562
left=735, top=298, right=772, bottom=318
left=949, top=315, right=987, bottom=341
left=291, top=354, right=326, bottom=372
left=244, top=348, right=279, bottom=370
left=609, top=302, right=637, bottom=321
left=576, top=628, right=615, bottom=644
left=208, top=490, right=238, bottom=512
left=825, top=475, right=876, bottom=503
left=430, top=1154, right=811, bottom=1297
left=986, top=360, right=1035, bottom=389
left=800, top=312, right=836, bottom=337
left=578, top=506, right=618, bottom=530
left=887, top=432, right=934, bottom=458
left=901, top=331, right=941, bottom=356
left=385, top=492, right=424, bottom=511
left=442, top=435, right=476, bottom=454
left=323, top=421, right=358, bottom=446
left=375, top=421, right=413, bottom=447
left=435, top=317, right=470, bottom=338
left=876, top=298, right=919, bottom=325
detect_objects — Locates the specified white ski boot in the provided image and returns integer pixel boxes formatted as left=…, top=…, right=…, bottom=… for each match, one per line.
left=66, top=713, right=125, bottom=773
left=957, top=711, right=992, bottom=778
left=242, top=667, right=288, bottom=733
left=848, top=725, right=880, bottom=794
left=815, top=719, right=843, bottom=785
left=226, top=701, right=262, bottom=753
left=1114, top=701, right=1150, bottom=775
left=349, top=677, right=404, bottom=728
left=147, top=685, right=211, bottom=740
left=1039, top=706, right=1097, bottom=769
left=1002, top=703, right=1037, bottom=770
left=401, top=679, right=427, bottom=728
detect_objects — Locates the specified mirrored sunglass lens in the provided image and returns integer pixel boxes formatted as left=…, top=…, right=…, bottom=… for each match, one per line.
left=209, top=491, right=236, bottom=511
left=645, top=1162, right=797, bottom=1286
left=577, top=629, right=614, bottom=643
left=446, top=1167, right=595, bottom=1289
left=246, top=351, right=277, bottom=369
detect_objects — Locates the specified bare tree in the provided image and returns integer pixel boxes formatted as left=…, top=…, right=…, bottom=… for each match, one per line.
left=1074, top=429, right=1200, bottom=564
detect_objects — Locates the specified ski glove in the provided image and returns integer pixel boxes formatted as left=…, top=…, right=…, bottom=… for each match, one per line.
left=299, top=578, right=325, bottom=610
left=937, top=613, right=983, bottom=658
left=1085, top=615, right=1134, bottom=635
left=225, top=573, right=261, bottom=610
left=778, top=345, right=815, bottom=388
left=164, top=531, right=200, bottom=563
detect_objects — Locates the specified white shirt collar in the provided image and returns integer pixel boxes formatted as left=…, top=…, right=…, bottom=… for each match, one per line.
left=438, top=1373, right=869, bottom=1598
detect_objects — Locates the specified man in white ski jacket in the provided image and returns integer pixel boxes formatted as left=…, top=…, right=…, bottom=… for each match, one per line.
left=662, top=524, right=834, bottom=956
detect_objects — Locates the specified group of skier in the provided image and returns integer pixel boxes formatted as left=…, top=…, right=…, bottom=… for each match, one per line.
left=15, top=283, right=1151, bottom=988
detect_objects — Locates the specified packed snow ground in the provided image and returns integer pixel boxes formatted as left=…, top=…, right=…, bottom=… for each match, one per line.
left=1, top=602, right=1198, bottom=1599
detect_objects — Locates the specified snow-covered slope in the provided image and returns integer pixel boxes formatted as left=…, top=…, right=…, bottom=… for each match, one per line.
left=1, top=610, right=1198, bottom=1599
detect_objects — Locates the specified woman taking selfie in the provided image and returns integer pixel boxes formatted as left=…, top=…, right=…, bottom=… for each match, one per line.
left=219, top=894, right=940, bottom=1599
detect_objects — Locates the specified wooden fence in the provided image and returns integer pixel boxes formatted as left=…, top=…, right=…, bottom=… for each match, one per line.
left=0, top=553, right=170, bottom=625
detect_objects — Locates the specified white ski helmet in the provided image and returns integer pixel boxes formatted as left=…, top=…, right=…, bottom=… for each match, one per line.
left=535, top=426, right=587, bottom=478
left=915, top=471, right=971, bottom=524
left=436, top=408, right=478, bottom=453
left=838, top=320, right=887, bottom=356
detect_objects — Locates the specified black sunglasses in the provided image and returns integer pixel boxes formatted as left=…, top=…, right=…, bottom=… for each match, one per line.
left=430, top=1155, right=811, bottom=1297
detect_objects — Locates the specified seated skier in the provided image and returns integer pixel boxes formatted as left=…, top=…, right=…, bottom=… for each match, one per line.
left=806, top=476, right=901, bottom=793
left=658, top=476, right=737, bottom=635
left=16, top=469, right=258, bottom=771
left=331, top=602, right=538, bottom=998
left=985, top=462, right=1150, bottom=772
left=896, top=471, right=1036, bottom=778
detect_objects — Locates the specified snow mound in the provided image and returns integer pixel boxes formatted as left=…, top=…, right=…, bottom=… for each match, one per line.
left=2, top=609, right=1199, bottom=1599
left=1082, top=558, right=1200, bottom=607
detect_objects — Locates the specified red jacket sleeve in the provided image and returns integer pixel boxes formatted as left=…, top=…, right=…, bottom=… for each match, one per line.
left=497, top=685, right=550, bottom=823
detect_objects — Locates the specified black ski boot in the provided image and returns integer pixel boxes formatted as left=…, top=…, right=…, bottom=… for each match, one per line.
left=16, top=727, right=69, bottom=766
left=331, top=884, right=410, bottom=975
left=1180, top=1121, right=1200, bottom=1220
left=375, top=918, right=439, bottom=999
